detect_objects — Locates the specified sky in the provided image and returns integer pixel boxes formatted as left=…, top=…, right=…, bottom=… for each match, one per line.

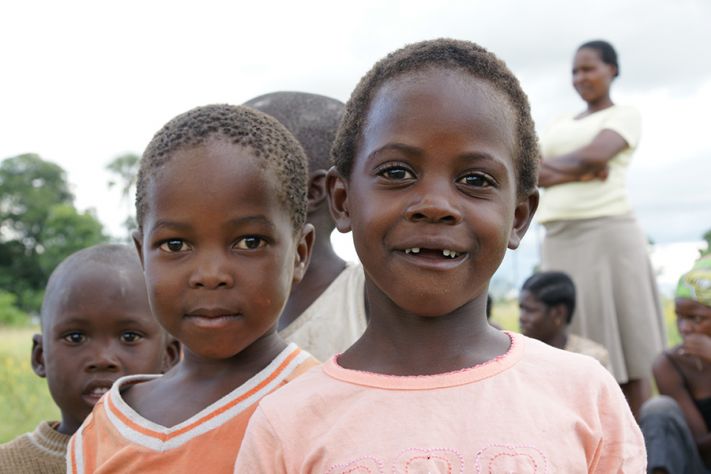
left=1, top=0, right=709, bottom=292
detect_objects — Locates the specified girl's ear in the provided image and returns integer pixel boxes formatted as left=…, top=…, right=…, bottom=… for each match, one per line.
left=326, top=167, right=352, bottom=233
left=31, top=334, right=46, bottom=378
left=132, top=230, right=145, bottom=269
left=508, top=190, right=539, bottom=250
left=292, top=223, right=315, bottom=284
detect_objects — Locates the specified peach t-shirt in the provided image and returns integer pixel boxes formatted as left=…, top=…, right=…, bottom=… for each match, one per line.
left=235, top=333, right=645, bottom=473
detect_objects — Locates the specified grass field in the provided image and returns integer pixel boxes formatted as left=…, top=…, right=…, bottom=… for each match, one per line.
left=0, top=326, right=59, bottom=443
left=0, top=299, right=680, bottom=443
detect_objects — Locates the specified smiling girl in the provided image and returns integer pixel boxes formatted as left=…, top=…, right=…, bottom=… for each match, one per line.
left=235, top=39, right=645, bottom=473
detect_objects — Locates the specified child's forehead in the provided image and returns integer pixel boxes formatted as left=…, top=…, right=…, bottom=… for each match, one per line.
left=44, top=263, right=148, bottom=325
left=156, top=139, right=276, bottom=185
left=360, top=68, right=518, bottom=160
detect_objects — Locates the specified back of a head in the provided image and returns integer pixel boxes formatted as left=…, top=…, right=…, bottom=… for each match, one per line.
left=41, top=244, right=142, bottom=326
left=521, top=271, right=576, bottom=323
left=244, top=92, right=345, bottom=172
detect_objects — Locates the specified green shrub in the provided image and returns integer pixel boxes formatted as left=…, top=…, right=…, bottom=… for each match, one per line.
left=0, top=291, right=28, bottom=327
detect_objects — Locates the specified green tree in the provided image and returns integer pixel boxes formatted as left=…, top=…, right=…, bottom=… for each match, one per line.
left=106, top=153, right=139, bottom=237
left=0, top=154, right=107, bottom=314
left=0, top=291, right=27, bottom=326
left=702, top=229, right=711, bottom=257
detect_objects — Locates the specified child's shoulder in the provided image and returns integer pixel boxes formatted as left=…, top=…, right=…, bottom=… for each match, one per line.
left=0, top=421, right=69, bottom=470
left=519, top=334, right=618, bottom=389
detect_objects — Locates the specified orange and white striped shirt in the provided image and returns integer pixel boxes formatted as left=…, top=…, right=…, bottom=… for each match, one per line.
left=67, top=343, right=316, bottom=474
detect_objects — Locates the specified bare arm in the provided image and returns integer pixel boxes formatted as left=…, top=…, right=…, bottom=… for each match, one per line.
left=653, top=353, right=711, bottom=464
left=538, top=129, right=627, bottom=188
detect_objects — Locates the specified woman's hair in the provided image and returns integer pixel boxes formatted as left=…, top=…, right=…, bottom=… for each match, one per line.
left=521, top=271, right=576, bottom=323
left=577, top=40, right=619, bottom=77
left=331, top=38, right=540, bottom=197
left=135, top=104, right=309, bottom=230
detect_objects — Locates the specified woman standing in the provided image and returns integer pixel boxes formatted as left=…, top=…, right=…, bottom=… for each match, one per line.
left=538, top=40, right=665, bottom=418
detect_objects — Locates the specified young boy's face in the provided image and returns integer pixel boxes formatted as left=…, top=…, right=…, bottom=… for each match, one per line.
left=330, top=68, right=536, bottom=317
left=135, top=139, right=311, bottom=360
left=33, top=263, right=177, bottom=434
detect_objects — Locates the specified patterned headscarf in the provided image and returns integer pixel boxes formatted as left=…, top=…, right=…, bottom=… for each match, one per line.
left=675, top=255, right=711, bottom=307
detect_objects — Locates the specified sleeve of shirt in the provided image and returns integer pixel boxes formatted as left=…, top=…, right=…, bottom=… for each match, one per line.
left=602, top=106, right=642, bottom=149
left=234, top=405, right=286, bottom=474
left=590, top=372, right=647, bottom=472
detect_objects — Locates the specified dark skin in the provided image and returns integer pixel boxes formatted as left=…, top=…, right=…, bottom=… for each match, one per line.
left=128, top=140, right=314, bottom=427
left=538, top=47, right=628, bottom=189
left=278, top=169, right=347, bottom=331
left=32, top=261, right=180, bottom=435
left=327, top=68, right=537, bottom=375
left=652, top=298, right=711, bottom=469
left=518, top=290, right=568, bottom=349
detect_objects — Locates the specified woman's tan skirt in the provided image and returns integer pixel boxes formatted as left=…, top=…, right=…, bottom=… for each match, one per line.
left=541, top=213, right=666, bottom=383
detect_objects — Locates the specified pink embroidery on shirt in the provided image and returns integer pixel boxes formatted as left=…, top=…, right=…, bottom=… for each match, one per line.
left=326, top=456, right=385, bottom=474
left=393, top=447, right=464, bottom=473
left=474, top=444, right=548, bottom=474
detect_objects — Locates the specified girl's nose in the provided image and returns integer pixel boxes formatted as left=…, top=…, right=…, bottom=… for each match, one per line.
left=188, top=250, right=235, bottom=289
left=404, top=184, right=462, bottom=225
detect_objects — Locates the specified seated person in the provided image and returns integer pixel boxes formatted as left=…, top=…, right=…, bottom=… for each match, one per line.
left=641, top=256, right=711, bottom=474
left=519, top=271, right=611, bottom=370
left=245, top=91, right=367, bottom=361
left=0, top=244, right=179, bottom=474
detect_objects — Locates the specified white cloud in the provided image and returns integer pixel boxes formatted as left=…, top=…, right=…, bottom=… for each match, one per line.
left=1, top=0, right=709, bottom=240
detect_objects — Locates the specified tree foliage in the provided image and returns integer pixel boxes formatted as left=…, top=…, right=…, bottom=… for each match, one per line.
left=106, top=153, right=139, bottom=237
left=702, top=229, right=711, bottom=257
left=0, top=154, right=107, bottom=314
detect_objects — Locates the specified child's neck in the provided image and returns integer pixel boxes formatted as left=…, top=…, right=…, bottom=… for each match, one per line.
left=338, top=284, right=510, bottom=376
left=278, top=239, right=346, bottom=331
left=122, top=332, right=287, bottom=428
left=179, top=332, right=287, bottom=381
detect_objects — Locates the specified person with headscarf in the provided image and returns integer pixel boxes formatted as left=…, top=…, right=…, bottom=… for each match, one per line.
left=640, top=256, right=711, bottom=473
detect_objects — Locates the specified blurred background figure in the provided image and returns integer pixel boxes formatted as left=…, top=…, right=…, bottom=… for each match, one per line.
left=641, top=256, right=711, bottom=474
left=536, top=40, right=665, bottom=418
left=519, top=271, right=611, bottom=371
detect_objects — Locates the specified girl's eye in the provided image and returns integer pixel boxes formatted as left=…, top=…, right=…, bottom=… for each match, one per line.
left=235, top=236, right=266, bottom=250
left=120, top=331, right=142, bottom=343
left=63, top=332, right=86, bottom=345
left=457, top=173, right=494, bottom=187
left=378, top=166, right=414, bottom=180
left=159, top=239, right=190, bottom=253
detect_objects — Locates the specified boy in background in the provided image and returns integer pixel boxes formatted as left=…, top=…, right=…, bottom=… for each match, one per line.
left=0, top=244, right=179, bottom=474
left=519, top=271, right=611, bottom=371
left=245, top=91, right=367, bottom=361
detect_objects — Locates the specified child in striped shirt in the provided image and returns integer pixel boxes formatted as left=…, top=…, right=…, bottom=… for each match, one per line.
left=68, top=105, right=318, bottom=473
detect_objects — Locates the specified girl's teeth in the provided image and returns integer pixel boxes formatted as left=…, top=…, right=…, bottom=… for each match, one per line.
left=91, top=387, right=108, bottom=396
left=442, top=250, right=458, bottom=258
left=405, top=248, right=421, bottom=254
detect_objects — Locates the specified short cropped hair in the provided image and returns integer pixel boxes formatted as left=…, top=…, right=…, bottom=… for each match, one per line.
left=332, top=38, right=540, bottom=196
left=244, top=92, right=344, bottom=172
left=41, top=244, right=141, bottom=326
left=521, top=271, right=576, bottom=324
left=578, top=40, right=619, bottom=77
left=135, top=104, right=308, bottom=229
